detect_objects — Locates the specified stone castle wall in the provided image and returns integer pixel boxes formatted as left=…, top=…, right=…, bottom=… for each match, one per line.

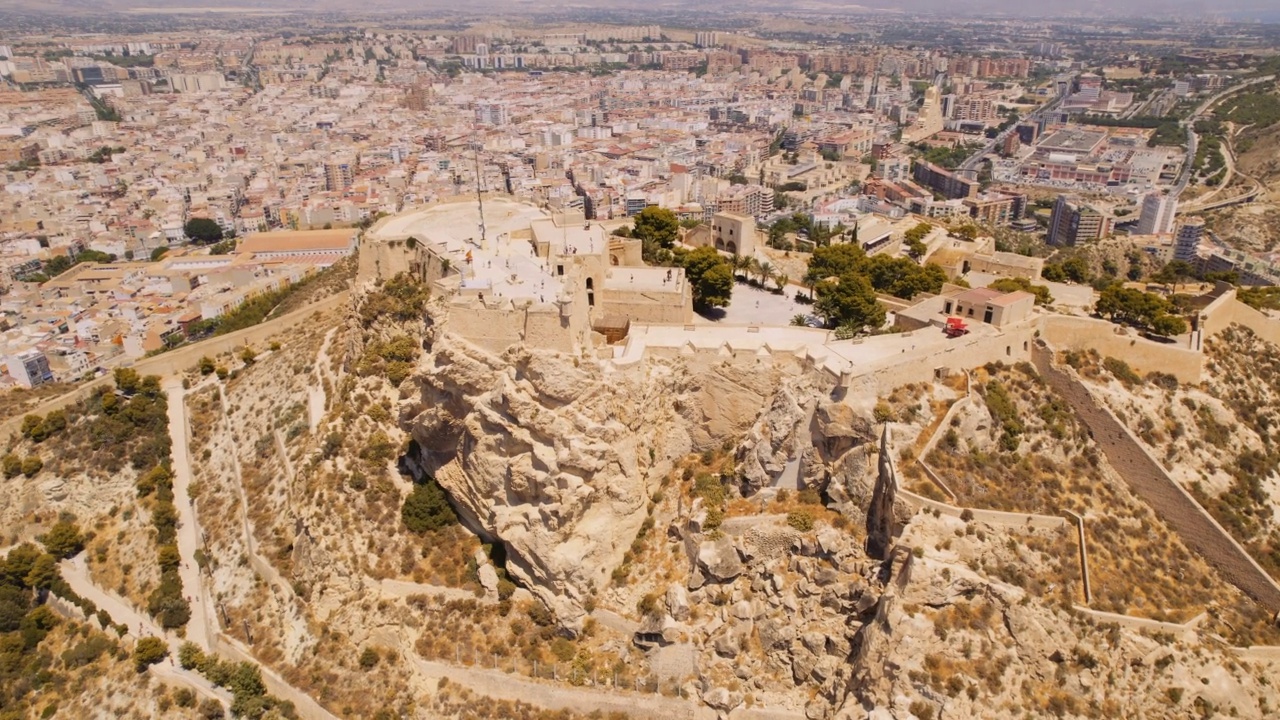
left=1200, top=288, right=1280, bottom=347
left=1040, top=315, right=1203, bottom=383
left=1031, top=341, right=1280, bottom=612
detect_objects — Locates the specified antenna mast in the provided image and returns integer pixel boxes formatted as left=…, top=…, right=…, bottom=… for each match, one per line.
left=472, top=126, right=487, bottom=247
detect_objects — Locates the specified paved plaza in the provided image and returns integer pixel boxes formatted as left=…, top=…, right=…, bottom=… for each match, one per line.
left=695, top=282, right=814, bottom=326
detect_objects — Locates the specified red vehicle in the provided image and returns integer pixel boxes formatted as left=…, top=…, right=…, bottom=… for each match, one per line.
left=943, top=317, right=969, bottom=338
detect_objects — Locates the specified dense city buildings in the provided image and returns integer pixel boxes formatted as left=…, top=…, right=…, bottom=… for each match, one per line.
left=0, top=13, right=1267, bottom=391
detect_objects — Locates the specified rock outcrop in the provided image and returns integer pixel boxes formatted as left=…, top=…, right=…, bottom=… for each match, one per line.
left=398, top=304, right=844, bottom=621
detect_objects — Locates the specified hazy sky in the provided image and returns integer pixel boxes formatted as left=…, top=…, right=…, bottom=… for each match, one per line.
left=8, top=0, right=1280, bottom=22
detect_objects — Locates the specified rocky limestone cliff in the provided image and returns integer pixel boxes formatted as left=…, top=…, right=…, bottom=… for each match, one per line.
left=397, top=302, right=875, bottom=623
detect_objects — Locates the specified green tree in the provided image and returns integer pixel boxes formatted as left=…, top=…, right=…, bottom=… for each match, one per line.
left=114, top=367, right=142, bottom=394
left=184, top=218, right=224, bottom=244
left=179, top=641, right=205, bottom=670
left=21, top=414, right=43, bottom=438
left=804, top=244, right=867, bottom=286
left=815, top=274, right=885, bottom=332
left=1095, top=284, right=1186, bottom=336
left=988, top=276, right=1053, bottom=305
left=208, top=239, right=237, bottom=255
left=146, top=574, right=191, bottom=629
left=631, top=207, right=679, bottom=250
left=1152, top=260, right=1195, bottom=292
left=151, top=247, right=169, bottom=262
left=21, top=605, right=59, bottom=647
left=402, top=479, right=458, bottom=534
left=2, top=453, right=22, bottom=479
left=1, top=544, right=42, bottom=588
left=198, top=699, right=225, bottom=719
left=40, top=520, right=84, bottom=559
left=198, top=356, right=215, bottom=375
left=678, top=246, right=733, bottom=309
left=23, top=553, right=58, bottom=590
left=1150, top=313, right=1188, bottom=337
left=21, top=455, right=43, bottom=477
left=0, top=586, right=31, bottom=632
left=950, top=223, right=979, bottom=241
left=1061, top=256, right=1092, bottom=284
left=133, top=636, right=168, bottom=672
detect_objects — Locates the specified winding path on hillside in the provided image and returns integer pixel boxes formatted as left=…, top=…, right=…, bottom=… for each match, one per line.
left=57, top=555, right=231, bottom=708
left=164, top=377, right=213, bottom=650
left=409, top=655, right=806, bottom=720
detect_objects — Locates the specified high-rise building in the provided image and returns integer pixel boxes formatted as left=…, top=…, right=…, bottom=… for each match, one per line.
left=1015, top=122, right=1039, bottom=146
left=170, top=72, right=226, bottom=93
left=694, top=31, right=718, bottom=48
left=1136, top=192, right=1178, bottom=235
left=6, top=349, right=53, bottom=389
left=474, top=103, right=509, bottom=126
left=1048, top=195, right=1111, bottom=246
left=324, top=159, right=355, bottom=192
left=1175, top=216, right=1205, bottom=263
left=913, top=160, right=979, bottom=200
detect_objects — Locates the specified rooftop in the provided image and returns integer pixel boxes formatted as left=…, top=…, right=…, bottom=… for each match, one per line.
left=237, top=228, right=357, bottom=254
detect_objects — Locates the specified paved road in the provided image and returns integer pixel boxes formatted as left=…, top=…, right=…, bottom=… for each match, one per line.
left=164, top=377, right=212, bottom=649
left=1176, top=75, right=1276, bottom=201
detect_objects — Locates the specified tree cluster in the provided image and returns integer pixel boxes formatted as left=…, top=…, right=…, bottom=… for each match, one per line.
left=178, top=642, right=298, bottom=719
left=631, top=206, right=680, bottom=265
left=1041, top=256, right=1092, bottom=285
left=0, top=531, right=128, bottom=717
left=903, top=222, right=932, bottom=260
left=402, top=476, right=459, bottom=534
left=143, top=463, right=190, bottom=630
left=805, top=243, right=947, bottom=332
left=358, top=334, right=419, bottom=386
left=767, top=212, right=848, bottom=250
left=1094, top=285, right=1188, bottom=337
left=88, top=146, right=127, bottom=164
left=18, top=248, right=117, bottom=283
left=988, top=276, right=1053, bottom=306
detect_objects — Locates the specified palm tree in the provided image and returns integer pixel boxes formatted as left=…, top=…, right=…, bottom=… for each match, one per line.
left=775, top=273, right=789, bottom=292
left=747, top=257, right=762, bottom=286
left=759, top=261, right=775, bottom=289
left=732, top=255, right=749, bottom=282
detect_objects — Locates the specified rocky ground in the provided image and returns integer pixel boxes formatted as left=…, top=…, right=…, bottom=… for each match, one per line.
left=1082, top=326, right=1280, bottom=588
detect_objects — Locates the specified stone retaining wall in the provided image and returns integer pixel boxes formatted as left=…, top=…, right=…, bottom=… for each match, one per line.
left=1031, top=342, right=1280, bottom=612
left=897, top=486, right=1068, bottom=530
left=1071, top=606, right=1203, bottom=636
left=1040, top=315, right=1203, bottom=383
left=0, top=292, right=348, bottom=442
left=1201, top=291, right=1280, bottom=347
